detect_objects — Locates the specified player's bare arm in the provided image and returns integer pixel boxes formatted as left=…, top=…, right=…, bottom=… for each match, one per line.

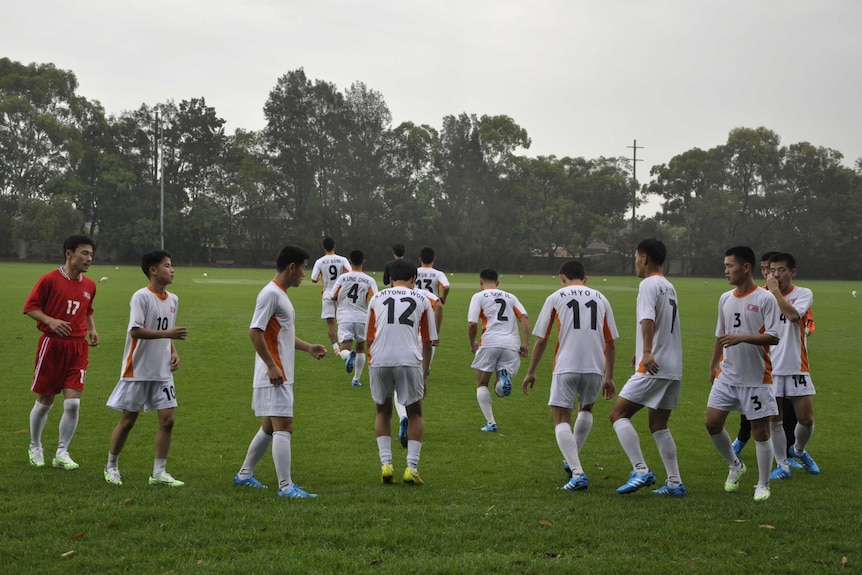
left=602, top=338, right=617, bottom=399
left=25, top=309, right=72, bottom=337
left=468, top=322, right=479, bottom=354
left=130, top=326, right=188, bottom=340
left=518, top=315, right=531, bottom=357
left=640, top=319, right=659, bottom=375
left=170, top=342, right=180, bottom=371
left=709, top=339, right=723, bottom=382
left=86, top=314, right=99, bottom=346
left=295, top=338, right=327, bottom=359
left=717, top=332, right=779, bottom=348
left=766, top=275, right=802, bottom=322
left=522, top=337, right=548, bottom=395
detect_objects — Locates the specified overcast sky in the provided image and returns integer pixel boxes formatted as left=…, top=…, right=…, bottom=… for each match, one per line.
left=3, top=0, right=860, bottom=213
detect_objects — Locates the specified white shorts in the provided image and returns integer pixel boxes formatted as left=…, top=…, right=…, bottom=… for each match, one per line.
left=548, top=372, right=601, bottom=409
left=320, top=299, right=337, bottom=319
left=707, top=381, right=778, bottom=420
left=619, top=374, right=681, bottom=410
left=470, top=347, right=520, bottom=376
left=252, top=384, right=294, bottom=417
left=107, top=379, right=177, bottom=412
left=338, top=321, right=366, bottom=343
left=772, top=374, right=816, bottom=398
left=370, top=366, right=424, bottom=407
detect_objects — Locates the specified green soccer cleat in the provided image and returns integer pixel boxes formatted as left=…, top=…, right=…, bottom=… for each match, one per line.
left=724, top=462, right=746, bottom=492
left=149, top=472, right=185, bottom=487
left=52, top=453, right=79, bottom=470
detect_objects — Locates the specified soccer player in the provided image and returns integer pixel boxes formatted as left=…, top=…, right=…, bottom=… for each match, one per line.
left=414, top=246, right=449, bottom=372
left=24, top=235, right=100, bottom=470
left=467, top=269, right=530, bottom=432
left=310, top=237, right=352, bottom=354
left=366, top=259, right=438, bottom=485
left=331, top=250, right=379, bottom=387
left=765, top=252, right=820, bottom=478
left=522, top=260, right=618, bottom=492
left=609, top=239, right=685, bottom=496
left=234, top=246, right=328, bottom=498
left=382, top=243, right=405, bottom=286
left=104, top=250, right=188, bottom=487
left=706, top=246, right=780, bottom=502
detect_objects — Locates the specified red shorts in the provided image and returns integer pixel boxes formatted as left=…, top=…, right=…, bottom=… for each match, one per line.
left=31, top=335, right=89, bottom=395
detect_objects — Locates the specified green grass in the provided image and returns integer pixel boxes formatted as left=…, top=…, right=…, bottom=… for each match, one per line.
left=1, top=262, right=861, bottom=574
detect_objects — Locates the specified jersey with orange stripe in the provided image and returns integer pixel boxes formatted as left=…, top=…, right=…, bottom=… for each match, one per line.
left=532, top=285, right=618, bottom=375
left=415, top=266, right=449, bottom=297
left=119, top=286, right=178, bottom=382
left=713, top=286, right=780, bottom=387
left=365, top=286, right=438, bottom=367
left=467, top=288, right=527, bottom=350
left=634, top=274, right=682, bottom=379
left=250, top=281, right=296, bottom=387
left=770, top=285, right=813, bottom=375
left=311, top=255, right=352, bottom=299
left=331, top=271, right=379, bottom=323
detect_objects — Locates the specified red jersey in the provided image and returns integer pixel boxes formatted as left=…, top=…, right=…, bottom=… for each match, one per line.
left=23, top=268, right=96, bottom=337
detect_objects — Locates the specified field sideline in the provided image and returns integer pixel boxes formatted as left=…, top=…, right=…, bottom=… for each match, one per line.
left=1, top=261, right=860, bottom=574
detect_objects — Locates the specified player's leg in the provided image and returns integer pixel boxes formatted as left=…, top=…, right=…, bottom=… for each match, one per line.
left=769, top=397, right=791, bottom=478
left=648, top=407, right=683, bottom=491
left=782, top=396, right=798, bottom=454
left=272, top=415, right=305, bottom=496
left=105, top=409, right=138, bottom=484
left=29, top=394, right=54, bottom=467
left=475, top=369, right=496, bottom=431
left=55, top=387, right=82, bottom=468
left=404, top=399, right=424, bottom=484
left=733, top=415, right=752, bottom=455
left=572, top=405, right=593, bottom=452
left=375, top=396, right=395, bottom=483
left=326, top=317, right=339, bottom=351
left=353, top=338, right=367, bottom=385
left=235, top=415, right=273, bottom=488
left=749, top=416, right=774, bottom=499
left=151, top=407, right=179, bottom=482
left=789, top=394, right=819, bottom=473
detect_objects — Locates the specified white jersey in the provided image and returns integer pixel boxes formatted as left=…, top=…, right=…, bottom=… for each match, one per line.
left=467, top=288, right=527, bottom=351
left=311, top=254, right=351, bottom=299
left=634, top=274, right=683, bottom=380
left=250, top=281, right=297, bottom=388
left=713, top=286, right=780, bottom=387
left=331, top=271, right=379, bottom=323
left=415, top=266, right=450, bottom=297
left=119, top=286, right=178, bottom=382
left=366, top=286, right=438, bottom=367
left=770, top=285, right=813, bottom=375
left=533, top=285, right=618, bottom=375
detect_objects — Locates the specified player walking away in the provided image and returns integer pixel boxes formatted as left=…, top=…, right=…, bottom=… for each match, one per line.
left=706, top=246, right=780, bottom=502
left=366, top=259, right=437, bottom=485
left=467, top=269, right=530, bottom=432
left=331, top=250, right=379, bottom=387
left=415, top=247, right=449, bottom=351
left=765, top=252, right=820, bottom=479
left=609, top=239, right=685, bottom=497
left=24, top=235, right=100, bottom=470
left=310, top=237, right=352, bottom=354
left=383, top=243, right=405, bottom=286
left=234, top=246, right=328, bottom=498
left=104, top=250, right=188, bottom=487
left=522, top=260, right=618, bottom=492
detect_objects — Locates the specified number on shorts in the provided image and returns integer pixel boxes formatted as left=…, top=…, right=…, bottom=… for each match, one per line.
left=792, top=374, right=808, bottom=388
left=752, top=395, right=762, bottom=411
left=162, top=385, right=176, bottom=401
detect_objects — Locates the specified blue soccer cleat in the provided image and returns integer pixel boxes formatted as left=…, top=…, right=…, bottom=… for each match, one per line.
left=769, top=465, right=792, bottom=481
left=351, top=379, right=362, bottom=387
left=234, top=473, right=268, bottom=489
left=731, top=437, right=747, bottom=456
left=562, top=473, right=589, bottom=491
left=616, top=470, right=657, bottom=494
left=398, top=417, right=409, bottom=448
left=653, top=482, right=687, bottom=497
left=788, top=445, right=820, bottom=474
left=563, top=460, right=572, bottom=478
left=345, top=350, right=356, bottom=374
left=498, top=369, right=512, bottom=397
left=278, top=484, right=318, bottom=498
left=480, top=422, right=498, bottom=432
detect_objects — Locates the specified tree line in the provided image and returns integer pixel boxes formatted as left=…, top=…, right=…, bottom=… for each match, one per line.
left=2, top=57, right=861, bottom=277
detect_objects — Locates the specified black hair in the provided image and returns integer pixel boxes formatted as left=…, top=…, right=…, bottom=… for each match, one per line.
left=348, top=250, right=364, bottom=266
left=276, top=245, right=310, bottom=271
left=769, top=252, right=797, bottom=270
left=479, top=268, right=498, bottom=282
left=559, top=260, right=586, bottom=280
left=419, top=247, right=435, bottom=264
left=726, top=246, right=756, bottom=268
left=392, top=243, right=405, bottom=257
left=322, top=237, right=335, bottom=251
left=63, top=234, right=95, bottom=255
left=390, top=259, right=417, bottom=282
left=141, top=250, right=172, bottom=278
left=636, top=238, right=667, bottom=266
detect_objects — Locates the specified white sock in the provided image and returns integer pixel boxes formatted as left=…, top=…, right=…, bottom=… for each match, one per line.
left=56, top=398, right=80, bottom=456
left=406, top=439, right=422, bottom=471
left=153, top=458, right=167, bottom=477
left=573, top=411, right=593, bottom=452
left=107, top=452, right=119, bottom=469
left=770, top=420, right=787, bottom=466
left=354, top=353, right=366, bottom=381
left=239, top=428, right=272, bottom=478
left=476, top=386, right=495, bottom=425
left=755, top=439, right=774, bottom=486
left=653, top=428, right=681, bottom=485
left=555, top=422, right=583, bottom=476
left=793, top=422, right=814, bottom=453
left=710, top=429, right=739, bottom=466
left=273, top=431, right=292, bottom=491
left=612, top=418, right=648, bottom=473
left=29, top=401, right=52, bottom=450
left=377, top=436, right=392, bottom=465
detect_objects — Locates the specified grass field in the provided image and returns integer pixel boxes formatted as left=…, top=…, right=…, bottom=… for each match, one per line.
left=1, top=260, right=861, bottom=574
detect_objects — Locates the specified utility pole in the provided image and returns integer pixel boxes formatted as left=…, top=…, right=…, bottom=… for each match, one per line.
left=627, top=139, right=643, bottom=230
left=156, top=107, right=165, bottom=250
